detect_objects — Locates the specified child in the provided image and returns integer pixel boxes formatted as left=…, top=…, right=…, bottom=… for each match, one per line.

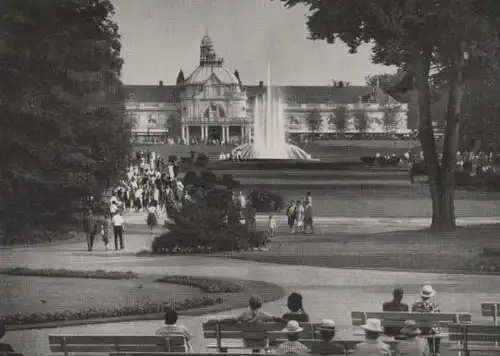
left=101, top=215, right=112, bottom=251
left=268, top=214, right=277, bottom=240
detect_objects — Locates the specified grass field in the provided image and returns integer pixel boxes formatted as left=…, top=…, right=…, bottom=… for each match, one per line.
left=223, top=223, right=500, bottom=274
left=0, top=275, right=199, bottom=316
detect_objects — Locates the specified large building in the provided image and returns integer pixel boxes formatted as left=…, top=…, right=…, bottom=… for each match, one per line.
left=124, top=35, right=408, bottom=143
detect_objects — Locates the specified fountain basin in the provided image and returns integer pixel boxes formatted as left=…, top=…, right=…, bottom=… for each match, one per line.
left=231, top=142, right=313, bottom=161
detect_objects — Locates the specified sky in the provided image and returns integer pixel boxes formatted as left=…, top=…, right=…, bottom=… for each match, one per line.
left=111, top=0, right=396, bottom=86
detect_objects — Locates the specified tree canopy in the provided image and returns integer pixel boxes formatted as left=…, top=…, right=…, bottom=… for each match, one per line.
left=276, top=0, right=500, bottom=230
left=0, top=0, right=131, bottom=237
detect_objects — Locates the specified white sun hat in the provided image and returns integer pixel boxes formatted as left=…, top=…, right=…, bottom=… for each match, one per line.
left=420, top=284, right=436, bottom=298
left=318, top=319, right=336, bottom=331
left=361, top=318, right=384, bottom=333
left=282, top=320, right=304, bottom=334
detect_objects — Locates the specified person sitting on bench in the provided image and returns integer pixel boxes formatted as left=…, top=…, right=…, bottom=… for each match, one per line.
left=309, top=319, right=345, bottom=355
left=283, top=292, right=309, bottom=323
left=155, top=307, right=193, bottom=352
left=0, top=321, right=20, bottom=354
left=382, top=287, right=409, bottom=339
left=395, top=320, right=430, bottom=356
left=277, top=320, right=310, bottom=355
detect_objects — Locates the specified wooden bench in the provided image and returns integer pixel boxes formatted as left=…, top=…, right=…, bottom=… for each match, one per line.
left=0, top=353, right=23, bottom=356
left=481, top=302, right=500, bottom=324
left=300, top=339, right=399, bottom=355
left=48, top=335, right=186, bottom=356
left=202, top=321, right=315, bottom=351
left=351, top=311, right=472, bottom=337
left=449, top=324, right=500, bottom=356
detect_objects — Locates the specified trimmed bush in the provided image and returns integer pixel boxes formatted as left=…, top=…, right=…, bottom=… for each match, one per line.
left=154, top=275, right=243, bottom=293
left=248, top=190, right=284, bottom=213
left=0, top=267, right=138, bottom=280
left=0, top=297, right=221, bottom=326
left=153, top=175, right=264, bottom=254
left=183, top=171, right=198, bottom=186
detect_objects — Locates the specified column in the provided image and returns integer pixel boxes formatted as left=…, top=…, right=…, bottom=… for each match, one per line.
left=241, top=125, right=245, bottom=143
left=224, top=126, right=229, bottom=142
left=185, top=125, right=190, bottom=144
left=181, top=125, right=185, bottom=143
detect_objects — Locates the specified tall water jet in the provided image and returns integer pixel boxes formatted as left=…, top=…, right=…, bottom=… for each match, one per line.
left=232, top=59, right=312, bottom=160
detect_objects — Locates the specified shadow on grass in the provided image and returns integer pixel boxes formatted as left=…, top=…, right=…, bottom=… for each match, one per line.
left=221, top=224, right=500, bottom=274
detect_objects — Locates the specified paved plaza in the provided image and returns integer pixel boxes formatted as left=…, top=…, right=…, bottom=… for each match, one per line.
left=3, top=212, right=500, bottom=355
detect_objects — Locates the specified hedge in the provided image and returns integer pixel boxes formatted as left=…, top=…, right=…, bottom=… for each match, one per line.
left=154, top=275, right=243, bottom=293
left=0, top=267, right=138, bottom=280
left=0, top=297, right=221, bottom=326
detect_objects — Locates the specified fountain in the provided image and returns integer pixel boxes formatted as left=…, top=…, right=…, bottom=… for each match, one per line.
left=232, top=61, right=312, bottom=160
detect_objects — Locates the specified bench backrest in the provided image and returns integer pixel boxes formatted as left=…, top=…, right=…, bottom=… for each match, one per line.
left=300, top=339, right=399, bottom=351
left=202, top=321, right=316, bottom=349
left=352, top=311, right=472, bottom=332
left=49, top=335, right=186, bottom=356
left=481, top=303, right=500, bottom=324
left=449, top=324, right=500, bottom=343
left=0, top=353, right=23, bottom=356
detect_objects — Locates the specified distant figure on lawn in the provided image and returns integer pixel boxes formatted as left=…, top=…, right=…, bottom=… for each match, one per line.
left=112, top=211, right=125, bottom=250
left=286, top=200, right=297, bottom=233
left=294, top=201, right=305, bottom=234
left=282, top=292, right=309, bottom=322
left=309, top=319, right=345, bottom=356
left=82, top=208, right=97, bottom=252
left=0, top=321, right=19, bottom=354
left=304, top=201, right=314, bottom=234
left=156, top=307, right=193, bottom=352
left=353, top=319, right=391, bottom=356
left=382, top=287, right=409, bottom=338
left=101, top=215, right=112, bottom=251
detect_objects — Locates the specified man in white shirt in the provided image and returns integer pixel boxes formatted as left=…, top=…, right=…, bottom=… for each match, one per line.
left=112, top=212, right=125, bottom=250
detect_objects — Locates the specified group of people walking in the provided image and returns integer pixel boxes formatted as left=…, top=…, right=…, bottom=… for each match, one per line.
left=285, top=192, right=314, bottom=235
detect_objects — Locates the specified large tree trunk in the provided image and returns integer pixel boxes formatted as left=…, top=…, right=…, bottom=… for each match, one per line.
left=415, top=45, right=466, bottom=231
left=439, top=44, right=467, bottom=230
left=414, top=48, right=446, bottom=230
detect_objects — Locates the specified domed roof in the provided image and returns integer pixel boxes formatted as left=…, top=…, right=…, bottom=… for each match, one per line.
left=185, top=65, right=240, bottom=85
left=201, top=35, right=213, bottom=47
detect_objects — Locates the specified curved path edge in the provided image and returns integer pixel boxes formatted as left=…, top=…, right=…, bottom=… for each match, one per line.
left=4, top=278, right=285, bottom=332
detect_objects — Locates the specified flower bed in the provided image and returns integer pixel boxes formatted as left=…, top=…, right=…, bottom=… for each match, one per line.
left=154, top=275, right=243, bottom=293
left=0, top=297, right=221, bottom=325
left=0, top=267, right=138, bottom=280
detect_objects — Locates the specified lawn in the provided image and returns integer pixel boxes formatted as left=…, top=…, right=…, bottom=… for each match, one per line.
left=223, top=223, right=500, bottom=273
left=0, top=275, right=199, bottom=317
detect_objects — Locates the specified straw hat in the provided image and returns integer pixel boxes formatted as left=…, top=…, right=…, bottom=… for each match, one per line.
left=420, top=285, right=436, bottom=298
left=282, top=320, right=304, bottom=334
left=361, top=318, right=384, bottom=333
left=400, top=320, right=422, bottom=336
left=318, top=319, right=336, bottom=331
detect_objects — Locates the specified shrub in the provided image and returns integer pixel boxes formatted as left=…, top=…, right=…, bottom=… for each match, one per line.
left=153, top=178, right=263, bottom=254
left=168, top=155, right=178, bottom=163
left=248, top=190, right=284, bottom=213
left=220, top=174, right=240, bottom=189
left=201, top=171, right=217, bottom=184
left=0, top=267, right=138, bottom=280
left=180, top=156, right=193, bottom=164
left=154, top=275, right=243, bottom=293
left=183, top=171, right=199, bottom=186
left=0, top=297, right=221, bottom=326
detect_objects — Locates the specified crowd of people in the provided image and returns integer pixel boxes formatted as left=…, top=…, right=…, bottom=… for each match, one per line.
left=151, top=285, right=440, bottom=356
left=82, top=149, right=188, bottom=252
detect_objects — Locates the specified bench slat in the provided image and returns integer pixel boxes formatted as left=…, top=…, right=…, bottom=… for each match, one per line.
left=351, top=311, right=471, bottom=324
left=481, top=303, right=500, bottom=317
left=204, top=329, right=314, bottom=339
left=49, top=345, right=187, bottom=352
left=203, top=322, right=290, bottom=332
left=49, top=335, right=185, bottom=346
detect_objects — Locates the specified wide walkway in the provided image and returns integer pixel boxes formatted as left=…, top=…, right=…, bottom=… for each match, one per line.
left=2, top=212, right=500, bottom=356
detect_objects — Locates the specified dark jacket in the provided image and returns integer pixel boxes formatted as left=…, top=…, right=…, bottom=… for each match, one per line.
left=83, top=214, right=96, bottom=234
left=382, top=300, right=409, bottom=336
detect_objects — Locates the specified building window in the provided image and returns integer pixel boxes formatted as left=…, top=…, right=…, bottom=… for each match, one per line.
left=204, top=104, right=226, bottom=119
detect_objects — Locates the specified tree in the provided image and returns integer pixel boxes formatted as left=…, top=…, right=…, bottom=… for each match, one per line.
left=381, top=105, right=400, bottom=132
left=176, top=70, right=185, bottom=85
left=166, top=113, right=182, bottom=139
left=305, top=108, right=323, bottom=138
left=332, top=80, right=350, bottom=88
left=330, top=105, right=348, bottom=133
left=276, top=0, right=500, bottom=231
left=352, top=109, right=370, bottom=132
left=0, top=0, right=130, bottom=238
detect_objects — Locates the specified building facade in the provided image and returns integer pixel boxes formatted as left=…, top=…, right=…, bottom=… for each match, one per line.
left=124, top=35, right=408, bottom=143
